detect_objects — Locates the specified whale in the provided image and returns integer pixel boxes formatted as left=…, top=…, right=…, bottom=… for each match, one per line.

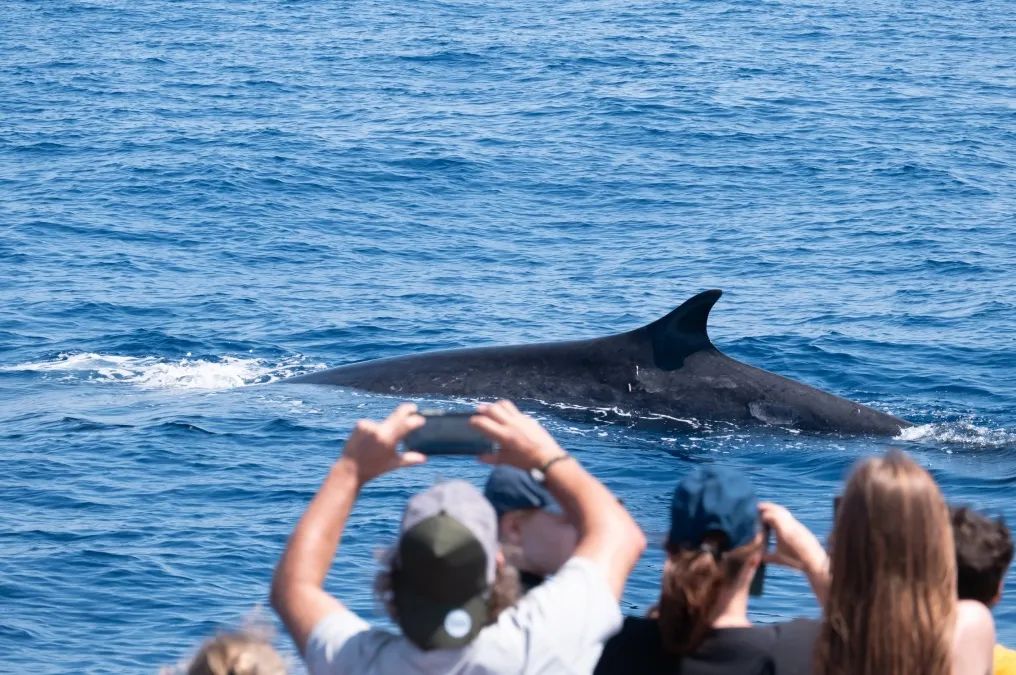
left=286, top=290, right=911, bottom=435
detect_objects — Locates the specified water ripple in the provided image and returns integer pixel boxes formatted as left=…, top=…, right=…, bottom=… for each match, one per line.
left=1, top=0, right=1015, bottom=670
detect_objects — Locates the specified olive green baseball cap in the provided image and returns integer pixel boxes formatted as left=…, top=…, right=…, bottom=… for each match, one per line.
left=394, top=480, right=498, bottom=651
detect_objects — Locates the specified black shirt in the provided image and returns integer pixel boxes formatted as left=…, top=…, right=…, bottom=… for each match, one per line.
left=595, top=617, right=819, bottom=675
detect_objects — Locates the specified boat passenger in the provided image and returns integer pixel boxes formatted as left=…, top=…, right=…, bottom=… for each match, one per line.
left=167, top=628, right=287, bottom=675
left=773, top=450, right=996, bottom=675
left=951, top=505, right=1015, bottom=675
left=484, top=465, right=577, bottom=593
left=595, top=466, right=820, bottom=675
left=270, top=400, right=646, bottom=675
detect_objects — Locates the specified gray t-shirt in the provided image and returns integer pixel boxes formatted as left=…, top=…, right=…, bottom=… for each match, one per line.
left=305, top=557, right=622, bottom=675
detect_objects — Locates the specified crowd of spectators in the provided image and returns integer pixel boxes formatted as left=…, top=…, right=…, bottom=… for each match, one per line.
left=171, top=401, right=1013, bottom=675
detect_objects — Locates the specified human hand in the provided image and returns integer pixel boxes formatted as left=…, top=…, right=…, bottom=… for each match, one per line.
left=340, top=403, right=427, bottom=486
left=759, top=501, right=831, bottom=605
left=758, top=501, right=829, bottom=574
left=469, top=400, right=564, bottom=471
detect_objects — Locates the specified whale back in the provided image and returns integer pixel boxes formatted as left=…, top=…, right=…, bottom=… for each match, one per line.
left=284, top=289, right=911, bottom=435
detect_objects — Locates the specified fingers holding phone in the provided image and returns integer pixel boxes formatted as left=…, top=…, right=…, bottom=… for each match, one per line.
left=748, top=525, right=772, bottom=597
left=759, top=501, right=830, bottom=580
left=469, top=400, right=564, bottom=471
left=395, top=401, right=565, bottom=474
left=342, top=403, right=427, bottom=484
left=403, top=410, right=495, bottom=456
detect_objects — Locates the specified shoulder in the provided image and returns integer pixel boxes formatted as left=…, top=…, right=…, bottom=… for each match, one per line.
left=486, top=558, right=623, bottom=672
left=953, top=600, right=995, bottom=675
left=770, top=617, right=821, bottom=644
left=762, top=619, right=821, bottom=675
left=512, top=556, right=620, bottom=623
left=957, top=599, right=995, bottom=633
left=955, top=599, right=996, bottom=650
left=595, top=617, right=666, bottom=675
left=611, top=616, right=662, bottom=649
left=551, top=555, right=613, bottom=586
left=304, top=611, right=397, bottom=674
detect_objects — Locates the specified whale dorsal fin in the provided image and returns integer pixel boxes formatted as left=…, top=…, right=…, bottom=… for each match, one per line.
left=644, top=289, right=722, bottom=370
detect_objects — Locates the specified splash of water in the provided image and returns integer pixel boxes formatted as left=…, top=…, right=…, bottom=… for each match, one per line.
left=897, top=422, right=1016, bottom=449
left=1, top=352, right=320, bottom=390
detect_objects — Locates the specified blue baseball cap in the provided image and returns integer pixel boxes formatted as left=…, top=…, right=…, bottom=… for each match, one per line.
left=667, top=466, right=759, bottom=552
left=483, top=466, right=560, bottom=518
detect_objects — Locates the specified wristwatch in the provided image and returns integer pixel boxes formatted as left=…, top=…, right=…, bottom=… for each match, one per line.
left=529, top=452, right=572, bottom=483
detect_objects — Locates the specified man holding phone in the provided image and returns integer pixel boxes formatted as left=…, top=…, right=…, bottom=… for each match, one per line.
left=270, top=400, right=646, bottom=675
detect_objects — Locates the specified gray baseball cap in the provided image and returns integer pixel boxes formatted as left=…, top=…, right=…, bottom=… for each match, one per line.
left=394, top=480, right=499, bottom=651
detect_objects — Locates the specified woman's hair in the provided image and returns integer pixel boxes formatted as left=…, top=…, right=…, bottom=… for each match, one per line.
left=657, top=532, right=763, bottom=655
left=374, top=546, right=520, bottom=624
left=185, top=630, right=287, bottom=675
left=815, top=449, right=956, bottom=675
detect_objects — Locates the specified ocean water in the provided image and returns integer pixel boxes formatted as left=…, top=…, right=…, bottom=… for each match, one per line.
left=1, top=0, right=1014, bottom=672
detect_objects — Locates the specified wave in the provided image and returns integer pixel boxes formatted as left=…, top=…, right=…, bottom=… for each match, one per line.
left=1, top=352, right=322, bottom=391
left=897, top=422, right=1016, bottom=449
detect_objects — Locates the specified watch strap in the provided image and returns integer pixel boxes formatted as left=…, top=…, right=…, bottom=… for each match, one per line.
left=529, top=452, right=572, bottom=483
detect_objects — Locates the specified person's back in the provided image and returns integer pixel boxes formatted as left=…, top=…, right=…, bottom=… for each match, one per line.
left=307, top=481, right=623, bottom=674
left=595, top=467, right=818, bottom=675
left=812, top=450, right=995, bottom=675
left=598, top=616, right=817, bottom=675
left=271, top=401, right=646, bottom=675
left=951, top=505, right=1015, bottom=675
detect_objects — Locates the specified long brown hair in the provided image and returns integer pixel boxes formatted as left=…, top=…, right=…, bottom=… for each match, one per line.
left=657, top=533, right=762, bottom=655
left=815, top=450, right=956, bottom=675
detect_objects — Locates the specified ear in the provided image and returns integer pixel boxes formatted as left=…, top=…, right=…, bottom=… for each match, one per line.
left=500, top=512, right=525, bottom=545
left=496, top=548, right=506, bottom=570
left=992, top=579, right=1004, bottom=607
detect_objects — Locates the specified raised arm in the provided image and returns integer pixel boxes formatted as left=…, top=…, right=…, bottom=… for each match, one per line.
left=270, top=404, right=425, bottom=653
left=759, top=501, right=831, bottom=606
left=471, top=401, right=646, bottom=599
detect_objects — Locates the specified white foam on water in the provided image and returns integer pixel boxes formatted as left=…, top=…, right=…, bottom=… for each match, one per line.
left=537, top=399, right=704, bottom=429
left=897, top=421, right=1016, bottom=448
left=2, top=352, right=320, bottom=390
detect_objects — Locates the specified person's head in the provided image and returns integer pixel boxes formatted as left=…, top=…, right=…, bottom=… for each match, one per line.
left=658, top=466, right=764, bottom=656
left=484, top=466, right=577, bottom=577
left=184, top=630, right=286, bottom=675
left=816, top=449, right=955, bottom=675
left=951, top=505, right=1013, bottom=607
left=375, top=480, right=519, bottom=651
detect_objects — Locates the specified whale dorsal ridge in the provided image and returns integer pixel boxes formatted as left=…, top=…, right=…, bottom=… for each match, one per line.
left=645, top=289, right=721, bottom=370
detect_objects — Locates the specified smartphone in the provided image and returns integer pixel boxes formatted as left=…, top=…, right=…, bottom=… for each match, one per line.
left=404, top=410, right=495, bottom=455
left=749, top=525, right=772, bottom=597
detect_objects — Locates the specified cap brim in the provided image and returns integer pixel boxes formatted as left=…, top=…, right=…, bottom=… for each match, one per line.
left=394, top=588, right=488, bottom=650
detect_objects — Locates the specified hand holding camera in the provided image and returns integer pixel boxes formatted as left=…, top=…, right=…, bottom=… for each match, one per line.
left=342, top=400, right=565, bottom=483
left=403, top=409, right=496, bottom=455
left=468, top=400, right=566, bottom=472
left=340, top=403, right=427, bottom=485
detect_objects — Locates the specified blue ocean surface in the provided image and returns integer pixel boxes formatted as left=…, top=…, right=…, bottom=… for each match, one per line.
left=1, top=0, right=1014, bottom=671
